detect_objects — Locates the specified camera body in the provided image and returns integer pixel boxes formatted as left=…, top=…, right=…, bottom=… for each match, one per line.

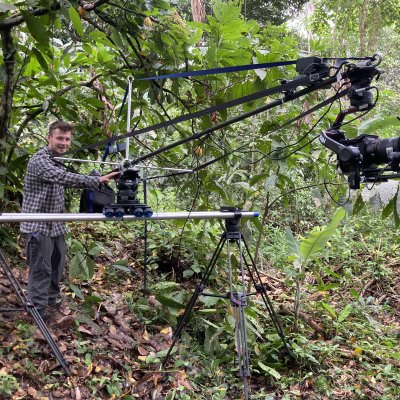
left=320, top=129, right=400, bottom=189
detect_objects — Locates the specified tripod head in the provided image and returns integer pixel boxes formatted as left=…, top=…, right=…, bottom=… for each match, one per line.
left=116, top=161, right=140, bottom=205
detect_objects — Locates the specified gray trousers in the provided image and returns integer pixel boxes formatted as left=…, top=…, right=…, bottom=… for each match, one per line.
left=26, top=232, right=66, bottom=310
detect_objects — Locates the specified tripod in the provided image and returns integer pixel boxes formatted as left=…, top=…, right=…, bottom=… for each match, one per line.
left=0, top=247, right=70, bottom=375
left=162, top=208, right=291, bottom=399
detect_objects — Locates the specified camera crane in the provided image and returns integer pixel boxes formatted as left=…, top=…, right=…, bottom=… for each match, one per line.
left=50, top=53, right=392, bottom=216
left=0, top=53, right=396, bottom=397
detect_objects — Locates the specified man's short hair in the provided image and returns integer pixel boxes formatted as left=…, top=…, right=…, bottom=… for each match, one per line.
left=48, top=120, right=74, bottom=135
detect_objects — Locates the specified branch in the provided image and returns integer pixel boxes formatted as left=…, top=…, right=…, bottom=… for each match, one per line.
left=80, top=0, right=110, bottom=11
left=83, top=15, right=135, bottom=69
left=0, top=0, right=111, bottom=29
left=0, top=2, right=61, bottom=30
left=15, top=72, right=108, bottom=140
left=279, top=307, right=328, bottom=338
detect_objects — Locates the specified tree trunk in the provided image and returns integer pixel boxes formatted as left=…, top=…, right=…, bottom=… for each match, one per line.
left=0, top=27, right=15, bottom=141
left=359, top=0, right=369, bottom=56
left=191, top=0, right=206, bottom=22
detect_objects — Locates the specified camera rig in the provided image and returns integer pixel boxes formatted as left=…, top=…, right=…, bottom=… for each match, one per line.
left=59, top=53, right=399, bottom=205
left=3, top=54, right=400, bottom=397
left=102, top=161, right=153, bottom=218
left=318, top=55, right=400, bottom=189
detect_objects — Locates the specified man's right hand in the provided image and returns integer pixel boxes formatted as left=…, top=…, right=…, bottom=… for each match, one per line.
left=99, top=171, right=120, bottom=184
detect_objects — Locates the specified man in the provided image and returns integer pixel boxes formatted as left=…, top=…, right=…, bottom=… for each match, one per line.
left=21, top=120, right=119, bottom=319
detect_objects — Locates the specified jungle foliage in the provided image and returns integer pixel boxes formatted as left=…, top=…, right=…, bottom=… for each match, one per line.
left=0, top=0, right=400, bottom=399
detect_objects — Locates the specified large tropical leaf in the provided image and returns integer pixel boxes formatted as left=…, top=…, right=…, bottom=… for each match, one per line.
left=299, top=208, right=346, bottom=264
left=358, top=116, right=400, bottom=134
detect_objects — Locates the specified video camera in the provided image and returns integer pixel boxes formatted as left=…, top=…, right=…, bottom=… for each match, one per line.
left=319, top=54, right=400, bottom=189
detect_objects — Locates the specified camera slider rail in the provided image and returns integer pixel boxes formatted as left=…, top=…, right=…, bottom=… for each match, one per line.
left=0, top=211, right=260, bottom=223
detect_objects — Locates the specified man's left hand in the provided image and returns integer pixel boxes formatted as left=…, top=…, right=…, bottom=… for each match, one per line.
left=99, top=171, right=120, bottom=184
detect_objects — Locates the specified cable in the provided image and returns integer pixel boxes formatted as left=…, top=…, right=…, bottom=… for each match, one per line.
left=322, top=152, right=351, bottom=206
left=256, top=84, right=345, bottom=163
left=336, top=87, right=380, bottom=128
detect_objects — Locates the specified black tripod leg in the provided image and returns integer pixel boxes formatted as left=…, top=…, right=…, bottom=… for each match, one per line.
left=27, top=304, right=71, bottom=375
left=0, top=248, right=71, bottom=375
left=241, top=237, right=293, bottom=357
left=162, top=235, right=226, bottom=367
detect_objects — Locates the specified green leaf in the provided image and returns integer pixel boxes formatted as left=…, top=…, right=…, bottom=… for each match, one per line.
left=0, top=183, right=4, bottom=199
left=85, top=97, right=105, bottom=108
left=68, top=6, right=84, bottom=38
left=264, top=174, right=278, bottom=193
left=151, top=281, right=180, bottom=292
left=198, top=308, right=218, bottom=314
left=299, top=208, right=346, bottom=264
left=349, top=289, right=360, bottom=300
left=155, top=294, right=185, bottom=309
left=382, top=197, right=394, bottom=219
left=258, top=362, right=282, bottom=379
left=353, top=194, right=365, bottom=214
left=113, top=264, right=131, bottom=273
left=285, top=227, right=300, bottom=258
left=21, top=11, right=49, bottom=47
left=113, top=258, right=129, bottom=266
left=321, top=302, right=337, bottom=319
left=88, top=243, right=103, bottom=256
left=32, top=48, right=48, bottom=72
left=358, top=116, right=400, bottom=134
left=338, top=304, right=352, bottom=323
left=68, top=282, right=84, bottom=300
left=395, top=191, right=400, bottom=227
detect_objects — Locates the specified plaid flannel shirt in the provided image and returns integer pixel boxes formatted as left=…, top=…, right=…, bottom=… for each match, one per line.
left=21, top=146, right=100, bottom=237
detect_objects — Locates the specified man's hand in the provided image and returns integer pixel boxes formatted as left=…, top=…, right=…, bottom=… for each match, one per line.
left=99, top=171, right=120, bottom=184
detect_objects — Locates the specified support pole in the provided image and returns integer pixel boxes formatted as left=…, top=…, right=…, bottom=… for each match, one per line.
left=126, top=76, right=133, bottom=160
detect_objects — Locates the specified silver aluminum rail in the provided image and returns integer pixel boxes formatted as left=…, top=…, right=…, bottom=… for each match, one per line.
left=0, top=211, right=259, bottom=223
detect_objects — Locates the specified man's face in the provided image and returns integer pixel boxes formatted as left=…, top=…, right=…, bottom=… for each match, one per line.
left=47, top=129, right=72, bottom=155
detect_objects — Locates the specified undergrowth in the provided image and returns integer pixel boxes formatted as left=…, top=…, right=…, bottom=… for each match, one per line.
left=0, top=197, right=399, bottom=399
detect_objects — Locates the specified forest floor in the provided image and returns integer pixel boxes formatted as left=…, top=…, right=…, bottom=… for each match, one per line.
left=0, top=230, right=399, bottom=400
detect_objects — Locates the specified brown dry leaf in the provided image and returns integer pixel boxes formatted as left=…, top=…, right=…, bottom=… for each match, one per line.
left=27, top=386, right=38, bottom=398
left=176, top=370, right=192, bottom=390
left=137, top=346, right=149, bottom=356
left=114, top=315, right=131, bottom=332
left=33, top=329, right=46, bottom=341
left=148, top=296, right=161, bottom=308
left=109, top=324, right=117, bottom=335
left=75, top=386, right=82, bottom=400
left=78, top=326, right=94, bottom=336
left=38, top=359, right=50, bottom=373
left=102, top=302, right=116, bottom=315
left=142, top=329, right=150, bottom=340
left=54, top=315, right=75, bottom=330
left=160, top=327, right=172, bottom=335
left=106, top=337, right=128, bottom=350
left=85, top=363, right=93, bottom=378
